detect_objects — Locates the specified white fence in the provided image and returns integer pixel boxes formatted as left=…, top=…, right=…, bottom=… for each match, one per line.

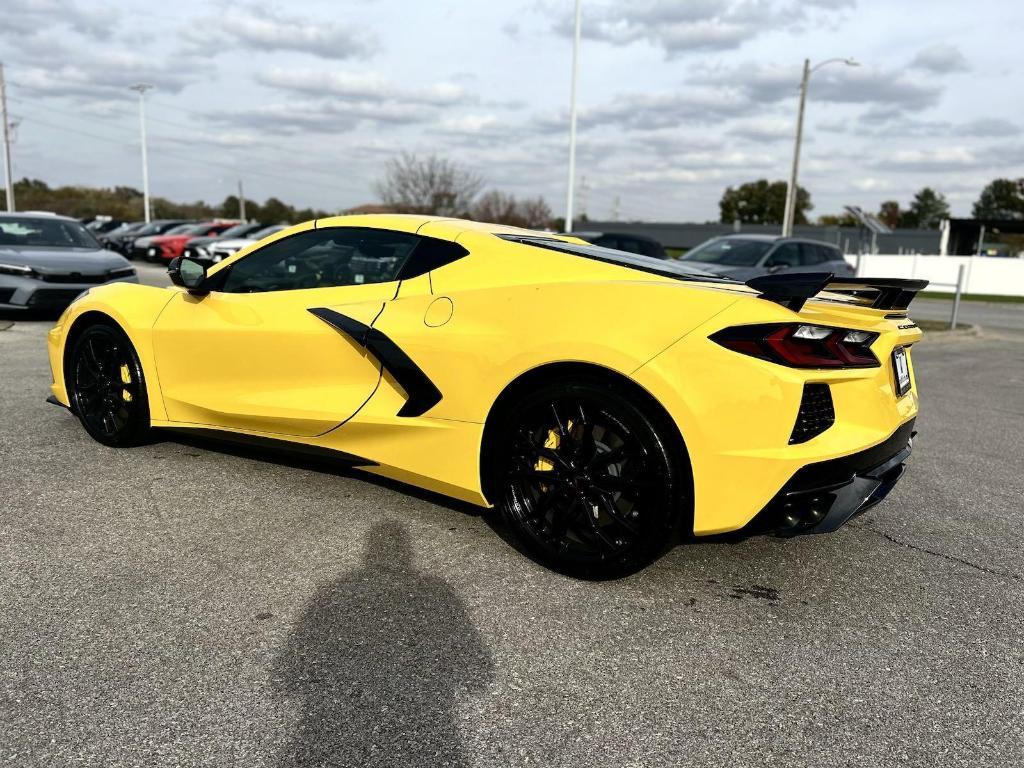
left=846, top=254, right=1024, bottom=297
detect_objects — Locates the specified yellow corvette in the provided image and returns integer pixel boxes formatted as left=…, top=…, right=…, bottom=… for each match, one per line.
left=45, top=215, right=926, bottom=578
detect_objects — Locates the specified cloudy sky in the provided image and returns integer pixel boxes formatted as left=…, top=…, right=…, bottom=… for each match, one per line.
left=3, top=0, right=1022, bottom=221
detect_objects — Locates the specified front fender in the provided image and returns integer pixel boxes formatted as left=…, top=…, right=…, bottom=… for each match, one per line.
left=48, top=282, right=180, bottom=419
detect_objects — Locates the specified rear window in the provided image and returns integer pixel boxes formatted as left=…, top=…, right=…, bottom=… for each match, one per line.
left=497, top=235, right=726, bottom=282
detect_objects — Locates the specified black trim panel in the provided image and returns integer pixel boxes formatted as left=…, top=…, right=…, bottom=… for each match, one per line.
left=308, top=307, right=442, bottom=418
left=165, top=426, right=377, bottom=467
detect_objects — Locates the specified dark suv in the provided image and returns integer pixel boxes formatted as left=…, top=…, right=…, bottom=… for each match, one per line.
left=679, top=235, right=853, bottom=280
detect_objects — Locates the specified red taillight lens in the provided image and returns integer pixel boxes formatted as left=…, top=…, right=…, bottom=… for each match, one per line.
left=710, top=324, right=879, bottom=368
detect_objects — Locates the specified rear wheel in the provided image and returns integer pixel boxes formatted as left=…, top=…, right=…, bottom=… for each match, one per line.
left=491, top=378, right=684, bottom=579
left=68, top=323, right=150, bottom=447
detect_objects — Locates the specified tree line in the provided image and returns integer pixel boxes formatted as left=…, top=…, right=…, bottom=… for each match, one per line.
left=0, top=178, right=331, bottom=224
left=720, top=177, right=1024, bottom=229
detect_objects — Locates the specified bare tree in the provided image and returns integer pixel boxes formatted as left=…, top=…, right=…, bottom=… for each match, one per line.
left=516, top=196, right=553, bottom=229
left=469, top=190, right=553, bottom=229
left=374, top=153, right=483, bottom=216
left=470, top=190, right=520, bottom=224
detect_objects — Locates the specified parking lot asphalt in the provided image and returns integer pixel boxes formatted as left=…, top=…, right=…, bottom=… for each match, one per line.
left=2, top=291, right=1023, bottom=766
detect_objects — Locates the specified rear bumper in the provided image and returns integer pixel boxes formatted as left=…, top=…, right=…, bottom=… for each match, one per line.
left=742, top=418, right=915, bottom=537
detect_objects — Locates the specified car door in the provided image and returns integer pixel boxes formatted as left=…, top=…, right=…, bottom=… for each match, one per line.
left=152, top=226, right=421, bottom=437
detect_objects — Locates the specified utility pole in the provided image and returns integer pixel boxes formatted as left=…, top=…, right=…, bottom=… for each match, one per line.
left=564, top=0, right=582, bottom=232
left=1, top=63, right=15, bottom=212
left=237, top=179, right=246, bottom=220
left=781, top=59, right=809, bottom=238
left=782, top=56, right=859, bottom=237
left=130, top=84, right=153, bottom=223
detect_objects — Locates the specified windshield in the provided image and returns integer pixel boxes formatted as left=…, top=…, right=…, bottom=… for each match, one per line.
left=163, top=223, right=195, bottom=235
left=680, top=238, right=773, bottom=267
left=497, top=235, right=727, bottom=282
left=0, top=217, right=100, bottom=249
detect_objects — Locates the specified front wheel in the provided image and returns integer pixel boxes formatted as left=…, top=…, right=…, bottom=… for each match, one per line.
left=68, top=323, right=151, bottom=447
left=491, top=378, right=685, bottom=579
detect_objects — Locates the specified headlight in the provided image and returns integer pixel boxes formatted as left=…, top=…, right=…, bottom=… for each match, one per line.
left=0, top=262, right=38, bottom=278
left=195, top=246, right=209, bottom=257
left=108, top=267, right=137, bottom=279
left=147, top=247, right=158, bottom=256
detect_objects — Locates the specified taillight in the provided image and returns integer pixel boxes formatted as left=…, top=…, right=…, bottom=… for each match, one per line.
left=710, top=324, right=879, bottom=368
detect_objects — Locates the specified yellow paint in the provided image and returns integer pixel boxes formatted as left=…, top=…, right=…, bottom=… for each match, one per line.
left=49, top=214, right=920, bottom=534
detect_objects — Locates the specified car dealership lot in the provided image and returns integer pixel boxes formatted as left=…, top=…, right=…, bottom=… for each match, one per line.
left=2, top=308, right=1023, bottom=766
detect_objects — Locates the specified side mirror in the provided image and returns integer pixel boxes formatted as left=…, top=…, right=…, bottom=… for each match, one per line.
left=168, top=256, right=208, bottom=293
left=766, top=261, right=788, bottom=273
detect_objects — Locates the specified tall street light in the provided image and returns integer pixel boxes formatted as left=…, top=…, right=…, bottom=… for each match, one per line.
left=781, top=57, right=859, bottom=237
left=564, top=0, right=582, bottom=232
left=129, top=83, right=153, bottom=223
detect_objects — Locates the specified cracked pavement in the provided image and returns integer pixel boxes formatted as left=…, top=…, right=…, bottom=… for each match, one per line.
left=1, top=304, right=1022, bottom=767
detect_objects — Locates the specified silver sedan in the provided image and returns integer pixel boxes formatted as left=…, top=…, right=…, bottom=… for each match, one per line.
left=0, top=212, right=138, bottom=313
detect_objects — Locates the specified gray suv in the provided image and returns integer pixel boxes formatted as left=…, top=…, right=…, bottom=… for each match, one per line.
left=0, top=213, right=138, bottom=314
left=679, top=235, right=854, bottom=280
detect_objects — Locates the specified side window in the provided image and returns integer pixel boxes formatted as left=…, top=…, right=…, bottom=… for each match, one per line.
left=799, top=243, right=827, bottom=265
left=768, top=243, right=801, bottom=267
left=616, top=238, right=645, bottom=255
left=221, top=228, right=419, bottom=293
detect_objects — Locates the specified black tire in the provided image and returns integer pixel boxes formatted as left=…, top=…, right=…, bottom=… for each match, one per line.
left=490, top=377, right=685, bottom=579
left=68, top=323, right=151, bottom=447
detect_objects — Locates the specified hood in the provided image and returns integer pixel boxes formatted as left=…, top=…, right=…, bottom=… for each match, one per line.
left=0, top=246, right=132, bottom=274
left=185, top=235, right=220, bottom=248
left=150, top=234, right=191, bottom=245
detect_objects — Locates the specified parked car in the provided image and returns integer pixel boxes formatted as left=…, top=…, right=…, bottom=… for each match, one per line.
left=198, top=224, right=289, bottom=265
left=142, top=221, right=240, bottom=263
left=570, top=231, right=667, bottom=259
left=182, top=221, right=269, bottom=261
left=83, top=216, right=127, bottom=234
left=106, top=219, right=192, bottom=257
left=48, top=215, right=925, bottom=578
left=98, top=221, right=147, bottom=252
left=0, top=212, right=137, bottom=314
left=130, top=222, right=198, bottom=261
left=679, top=235, right=854, bottom=280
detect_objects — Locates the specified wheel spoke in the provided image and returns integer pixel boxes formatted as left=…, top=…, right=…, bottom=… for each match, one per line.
left=593, top=472, right=658, bottom=494
left=83, top=339, right=104, bottom=377
left=593, top=491, right=640, bottom=536
left=550, top=402, right=567, bottom=438
left=509, top=468, right=568, bottom=485
left=589, top=444, right=626, bottom=469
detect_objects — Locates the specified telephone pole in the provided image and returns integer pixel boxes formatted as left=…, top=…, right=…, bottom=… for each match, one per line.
left=129, top=83, right=153, bottom=223
left=237, top=179, right=246, bottom=220
left=1, top=63, right=15, bottom=212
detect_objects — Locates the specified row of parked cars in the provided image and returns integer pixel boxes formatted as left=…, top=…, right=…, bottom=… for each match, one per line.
left=92, top=217, right=288, bottom=267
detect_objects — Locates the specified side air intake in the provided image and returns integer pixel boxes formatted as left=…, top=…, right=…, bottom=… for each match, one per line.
left=789, top=383, right=835, bottom=444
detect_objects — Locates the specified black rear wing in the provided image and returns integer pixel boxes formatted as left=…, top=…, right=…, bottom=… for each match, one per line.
left=746, top=272, right=929, bottom=312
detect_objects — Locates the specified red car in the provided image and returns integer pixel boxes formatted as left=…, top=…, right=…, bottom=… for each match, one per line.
left=144, top=221, right=239, bottom=262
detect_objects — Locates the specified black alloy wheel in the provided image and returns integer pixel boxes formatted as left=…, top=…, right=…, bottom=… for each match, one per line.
left=494, top=378, right=684, bottom=579
left=69, top=323, right=150, bottom=447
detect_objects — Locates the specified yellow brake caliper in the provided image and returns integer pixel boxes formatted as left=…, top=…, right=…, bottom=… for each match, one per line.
left=120, top=364, right=133, bottom=402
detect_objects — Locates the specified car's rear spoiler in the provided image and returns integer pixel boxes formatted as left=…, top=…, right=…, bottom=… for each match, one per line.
left=746, top=272, right=929, bottom=312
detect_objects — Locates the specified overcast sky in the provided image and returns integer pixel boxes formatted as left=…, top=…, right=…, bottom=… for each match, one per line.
left=3, top=0, right=1022, bottom=222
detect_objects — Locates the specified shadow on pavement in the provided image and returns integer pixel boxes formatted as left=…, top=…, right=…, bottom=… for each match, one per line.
left=272, top=521, right=494, bottom=767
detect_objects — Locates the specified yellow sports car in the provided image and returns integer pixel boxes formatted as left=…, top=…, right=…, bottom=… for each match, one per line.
left=45, top=215, right=926, bottom=578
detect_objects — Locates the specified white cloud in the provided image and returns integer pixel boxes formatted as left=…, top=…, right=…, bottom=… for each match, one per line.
left=183, top=5, right=376, bottom=60
left=910, top=44, right=969, bottom=74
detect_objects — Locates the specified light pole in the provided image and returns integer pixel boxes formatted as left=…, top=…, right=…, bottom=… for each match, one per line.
left=564, top=0, right=582, bottom=232
left=781, top=57, right=858, bottom=237
left=130, top=83, right=153, bottom=223
left=0, top=62, right=15, bottom=212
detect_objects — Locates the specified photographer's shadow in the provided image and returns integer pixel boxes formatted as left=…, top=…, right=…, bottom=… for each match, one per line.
left=273, top=521, right=493, bottom=767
